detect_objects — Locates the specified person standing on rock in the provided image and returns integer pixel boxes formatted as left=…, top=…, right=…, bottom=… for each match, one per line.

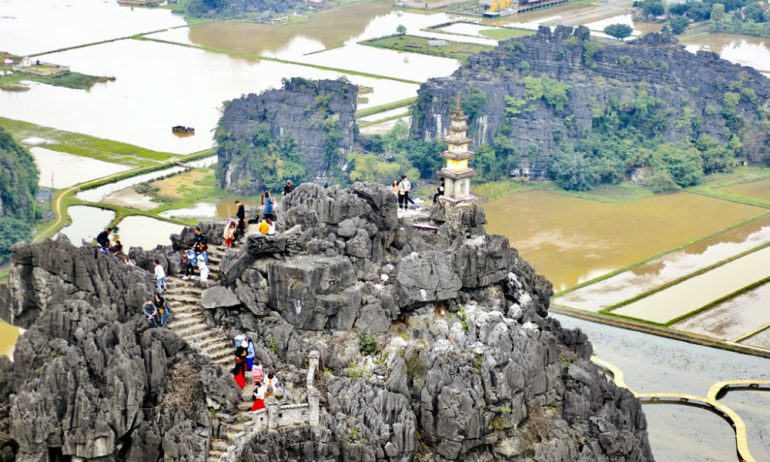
left=235, top=201, right=246, bottom=239
left=182, top=247, right=197, bottom=280
left=398, top=175, right=411, bottom=210
left=143, top=298, right=159, bottom=328
left=252, top=359, right=264, bottom=387
left=153, top=259, right=166, bottom=294
left=245, top=337, right=255, bottom=371
left=433, top=178, right=445, bottom=204
left=223, top=221, right=237, bottom=247
left=96, top=227, right=112, bottom=251
left=283, top=180, right=295, bottom=196
left=250, top=381, right=266, bottom=412
left=263, top=191, right=276, bottom=221
left=192, top=227, right=207, bottom=253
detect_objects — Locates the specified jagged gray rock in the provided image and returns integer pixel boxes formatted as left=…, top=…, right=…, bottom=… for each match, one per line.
left=201, top=286, right=241, bottom=310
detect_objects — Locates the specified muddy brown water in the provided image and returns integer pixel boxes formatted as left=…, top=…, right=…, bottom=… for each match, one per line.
left=484, top=189, right=763, bottom=291
left=558, top=215, right=770, bottom=312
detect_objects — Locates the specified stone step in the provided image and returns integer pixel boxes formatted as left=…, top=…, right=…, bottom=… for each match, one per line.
left=165, top=286, right=203, bottom=296
left=185, top=329, right=223, bottom=344
left=170, top=310, right=203, bottom=320
left=196, top=335, right=231, bottom=350
left=211, top=439, right=231, bottom=451
left=165, top=296, right=201, bottom=305
left=171, top=317, right=205, bottom=330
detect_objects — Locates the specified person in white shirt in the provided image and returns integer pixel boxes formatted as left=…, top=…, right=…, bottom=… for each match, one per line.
left=153, top=259, right=166, bottom=294
left=398, top=175, right=412, bottom=210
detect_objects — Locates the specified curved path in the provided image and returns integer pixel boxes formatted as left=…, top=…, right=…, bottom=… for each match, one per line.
left=591, top=356, right=770, bottom=462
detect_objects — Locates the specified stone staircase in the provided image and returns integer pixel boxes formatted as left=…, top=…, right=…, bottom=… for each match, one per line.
left=163, top=244, right=254, bottom=462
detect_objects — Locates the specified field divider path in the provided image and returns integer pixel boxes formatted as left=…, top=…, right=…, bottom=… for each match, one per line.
left=591, top=357, right=770, bottom=462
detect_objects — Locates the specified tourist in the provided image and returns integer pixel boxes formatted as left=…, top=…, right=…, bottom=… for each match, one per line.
left=283, top=180, right=295, bottom=196
left=153, top=259, right=166, bottom=294
left=153, top=292, right=172, bottom=326
left=143, top=297, right=159, bottom=328
left=263, top=191, right=276, bottom=221
left=198, top=255, right=209, bottom=282
left=433, top=178, right=445, bottom=204
left=112, top=240, right=131, bottom=264
left=192, top=227, right=207, bottom=252
left=182, top=246, right=197, bottom=279
left=250, top=381, right=266, bottom=412
left=232, top=356, right=247, bottom=389
left=245, top=337, right=255, bottom=371
left=96, top=227, right=112, bottom=251
left=257, top=218, right=270, bottom=236
left=223, top=221, right=237, bottom=247
left=252, top=359, right=264, bottom=387
left=398, top=175, right=412, bottom=210
left=265, top=371, right=283, bottom=399
left=235, top=200, right=246, bottom=239
left=390, top=180, right=399, bottom=197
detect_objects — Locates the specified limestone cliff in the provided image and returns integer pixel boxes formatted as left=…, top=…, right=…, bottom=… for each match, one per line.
left=412, top=26, right=770, bottom=176
left=0, top=184, right=654, bottom=461
left=216, top=78, right=358, bottom=194
left=0, top=238, right=240, bottom=461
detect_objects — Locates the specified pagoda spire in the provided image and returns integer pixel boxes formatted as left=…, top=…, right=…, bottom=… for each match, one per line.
left=438, top=97, right=475, bottom=202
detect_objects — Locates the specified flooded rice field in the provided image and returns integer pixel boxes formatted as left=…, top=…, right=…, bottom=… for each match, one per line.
left=558, top=215, right=770, bottom=311
left=683, top=34, right=770, bottom=74
left=672, top=282, right=770, bottom=341
left=0, top=39, right=419, bottom=154
left=0, top=0, right=185, bottom=55
left=116, top=216, right=184, bottom=251
left=613, top=245, right=770, bottom=324
left=76, top=165, right=186, bottom=202
left=723, top=178, right=770, bottom=202
left=744, top=328, right=770, bottom=350
left=0, top=321, right=20, bottom=359
left=553, top=314, right=770, bottom=461
left=58, top=205, right=115, bottom=246
left=483, top=189, right=762, bottom=291
left=31, top=147, right=130, bottom=188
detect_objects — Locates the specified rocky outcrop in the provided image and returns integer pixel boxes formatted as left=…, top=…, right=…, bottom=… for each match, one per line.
left=207, top=182, right=654, bottom=461
left=216, top=78, right=358, bottom=193
left=0, top=237, right=239, bottom=461
left=412, top=26, right=770, bottom=173
left=1, top=182, right=654, bottom=461
left=184, top=0, right=306, bottom=20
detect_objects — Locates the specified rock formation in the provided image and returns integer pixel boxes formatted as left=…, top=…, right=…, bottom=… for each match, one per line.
left=0, top=127, right=38, bottom=222
left=184, top=0, right=308, bottom=20
left=216, top=78, right=358, bottom=193
left=412, top=26, right=770, bottom=175
left=0, top=183, right=654, bottom=461
left=0, top=237, right=239, bottom=461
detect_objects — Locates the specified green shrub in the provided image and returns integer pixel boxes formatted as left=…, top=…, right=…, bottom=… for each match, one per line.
left=358, top=333, right=378, bottom=356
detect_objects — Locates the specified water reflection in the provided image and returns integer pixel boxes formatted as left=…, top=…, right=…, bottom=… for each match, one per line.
left=484, top=190, right=762, bottom=291
left=683, top=34, right=770, bottom=73
left=0, top=0, right=185, bottom=55
left=116, top=215, right=184, bottom=251
left=58, top=205, right=115, bottom=246
left=31, top=147, right=130, bottom=189
left=0, top=39, right=418, bottom=153
left=559, top=215, right=770, bottom=311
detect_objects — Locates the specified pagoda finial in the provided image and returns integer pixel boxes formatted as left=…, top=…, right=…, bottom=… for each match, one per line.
left=454, top=92, right=462, bottom=113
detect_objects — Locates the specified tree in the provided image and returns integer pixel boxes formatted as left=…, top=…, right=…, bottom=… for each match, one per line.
left=548, top=151, right=600, bottom=191
left=603, top=23, right=633, bottom=40
left=0, top=127, right=39, bottom=222
left=646, top=170, right=681, bottom=193
left=641, top=0, right=665, bottom=17
left=711, top=3, right=726, bottom=25
left=0, top=217, right=32, bottom=264
left=396, top=24, right=407, bottom=36
left=669, top=16, right=689, bottom=35
left=653, top=142, right=704, bottom=187
left=744, top=3, right=766, bottom=22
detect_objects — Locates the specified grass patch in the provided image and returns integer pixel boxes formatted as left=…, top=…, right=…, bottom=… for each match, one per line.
left=360, top=34, right=493, bottom=62
left=538, top=181, right=655, bottom=204
left=0, top=116, right=177, bottom=167
left=358, top=111, right=410, bottom=128
left=473, top=180, right=531, bottom=201
left=687, top=167, right=770, bottom=208
left=479, top=28, right=532, bottom=40
left=355, top=97, right=417, bottom=118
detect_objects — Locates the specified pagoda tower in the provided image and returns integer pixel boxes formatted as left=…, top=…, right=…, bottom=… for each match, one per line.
left=439, top=98, right=475, bottom=202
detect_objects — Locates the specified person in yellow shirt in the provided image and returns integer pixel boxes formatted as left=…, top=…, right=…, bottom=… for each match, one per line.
left=257, top=218, right=270, bottom=236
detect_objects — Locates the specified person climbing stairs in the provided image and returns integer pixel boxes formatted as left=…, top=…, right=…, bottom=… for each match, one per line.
left=163, top=244, right=254, bottom=461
